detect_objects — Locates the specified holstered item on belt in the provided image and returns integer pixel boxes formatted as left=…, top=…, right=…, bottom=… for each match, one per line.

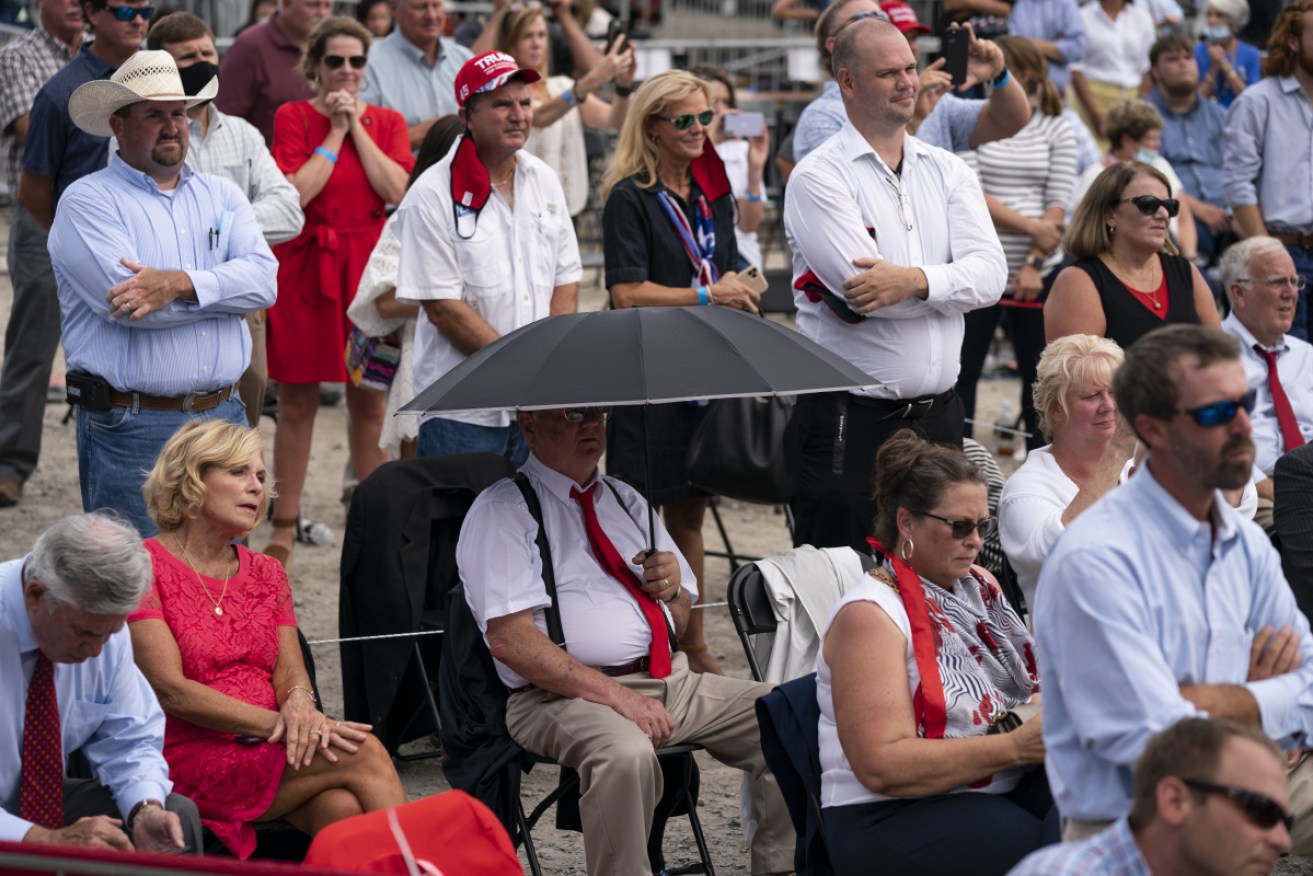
left=1270, top=229, right=1313, bottom=250
left=108, top=385, right=236, bottom=413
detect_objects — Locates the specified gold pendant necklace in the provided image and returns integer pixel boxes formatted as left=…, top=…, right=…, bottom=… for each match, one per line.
left=174, top=535, right=234, bottom=616
left=494, top=158, right=518, bottom=189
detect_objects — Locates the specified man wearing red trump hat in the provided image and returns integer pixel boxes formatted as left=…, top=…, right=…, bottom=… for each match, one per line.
left=394, top=51, right=581, bottom=462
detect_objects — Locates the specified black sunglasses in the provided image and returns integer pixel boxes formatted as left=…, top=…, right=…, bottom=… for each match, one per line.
left=1121, top=195, right=1181, bottom=218
left=1174, top=388, right=1257, bottom=427
left=846, top=8, right=891, bottom=23
left=562, top=406, right=611, bottom=423
left=323, top=54, right=368, bottom=70
left=653, top=110, right=714, bottom=131
left=1181, top=779, right=1294, bottom=832
left=106, top=4, right=153, bottom=20
left=918, top=511, right=997, bottom=540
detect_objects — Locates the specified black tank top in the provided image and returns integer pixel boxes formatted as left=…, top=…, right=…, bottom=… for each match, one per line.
left=1072, top=254, right=1199, bottom=349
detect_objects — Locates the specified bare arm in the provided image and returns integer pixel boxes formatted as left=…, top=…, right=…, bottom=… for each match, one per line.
left=550, top=282, right=578, bottom=315
left=552, top=0, right=603, bottom=75
left=1233, top=203, right=1267, bottom=239
left=968, top=76, right=1031, bottom=148
left=470, top=0, right=511, bottom=54
left=421, top=299, right=501, bottom=355
left=1175, top=197, right=1198, bottom=260
left=1191, top=262, right=1221, bottom=327
left=1179, top=683, right=1261, bottom=725
left=942, top=0, right=1013, bottom=15
left=611, top=273, right=760, bottom=312
left=349, top=110, right=409, bottom=205
left=286, top=125, right=347, bottom=208
left=17, top=170, right=54, bottom=229
left=8, top=112, right=29, bottom=146
left=374, top=287, right=420, bottom=320
left=825, top=600, right=1042, bottom=798
left=1045, top=264, right=1106, bottom=342
left=771, top=0, right=820, bottom=22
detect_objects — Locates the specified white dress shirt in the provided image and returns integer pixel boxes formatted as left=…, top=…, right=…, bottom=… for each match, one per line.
left=0, top=558, right=172, bottom=841
left=457, top=453, right=697, bottom=690
left=1223, top=313, right=1313, bottom=472
left=394, top=147, right=582, bottom=428
left=1070, top=1, right=1155, bottom=89
left=783, top=121, right=1006, bottom=400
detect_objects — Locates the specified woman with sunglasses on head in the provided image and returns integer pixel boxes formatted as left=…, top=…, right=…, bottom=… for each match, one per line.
left=264, top=16, right=414, bottom=569
left=818, top=429, right=1055, bottom=875
left=1046, top=160, right=1220, bottom=350
left=600, top=70, right=760, bottom=675
left=492, top=1, right=634, bottom=218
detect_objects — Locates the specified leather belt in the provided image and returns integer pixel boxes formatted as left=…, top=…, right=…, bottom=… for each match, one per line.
left=109, top=385, right=237, bottom=413
left=1270, top=230, right=1313, bottom=250
left=507, top=657, right=653, bottom=695
left=850, top=388, right=956, bottom=421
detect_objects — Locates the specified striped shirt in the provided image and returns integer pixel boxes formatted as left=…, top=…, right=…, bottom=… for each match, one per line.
left=0, top=23, right=76, bottom=194
left=49, top=154, right=278, bottom=396
left=1007, top=817, right=1150, bottom=875
left=962, top=111, right=1077, bottom=280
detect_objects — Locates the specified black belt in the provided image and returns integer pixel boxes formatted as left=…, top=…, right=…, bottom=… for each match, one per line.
left=508, top=657, right=652, bottom=695
left=849, top=388, right=956, bottom=420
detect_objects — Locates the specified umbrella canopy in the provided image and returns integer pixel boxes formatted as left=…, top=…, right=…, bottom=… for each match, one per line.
left=402, top=305, right=880, bottom=414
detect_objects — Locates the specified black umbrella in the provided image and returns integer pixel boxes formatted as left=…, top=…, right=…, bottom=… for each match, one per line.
left=401, top=306, right=880, bottom=544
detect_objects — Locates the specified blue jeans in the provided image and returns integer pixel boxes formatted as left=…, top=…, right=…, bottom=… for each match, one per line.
left=418, top=416, right=529, bottom=465
left=76, top=396, right=247, bottom=536
left=1284, top=244, right=1313, bottom=342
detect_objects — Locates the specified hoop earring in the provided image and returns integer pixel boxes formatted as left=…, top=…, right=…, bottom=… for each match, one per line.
left=899, top=538, right=914, bottom=561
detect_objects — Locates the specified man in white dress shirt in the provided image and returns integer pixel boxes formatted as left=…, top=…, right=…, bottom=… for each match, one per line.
left=396, top=51, right=579, bottom=463
left=783, top=16, right=1006, bottom=552
left=456, top=406, right=793, bottom=876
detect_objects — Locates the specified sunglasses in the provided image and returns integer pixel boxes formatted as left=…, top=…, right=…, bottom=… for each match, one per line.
left=918, top=511, right=997, bottom=540
left=1174, top=388, right=1257, bottom=427
left=561, top=406, right=611, bottom=423
left=846, top=8, right=891, bottom=23
left=323, top=54, right=368, bottom=70
left=1120, top=195, right=1181, bottom=218
left=653, top=110, right=714, bottom=131
left=105, top=4, right=153, bottom=20
left=1181, top=779, right=1294, bottom=832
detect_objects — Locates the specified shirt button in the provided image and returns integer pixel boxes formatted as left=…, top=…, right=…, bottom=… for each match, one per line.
left=201, top=331, right=207, bottom=337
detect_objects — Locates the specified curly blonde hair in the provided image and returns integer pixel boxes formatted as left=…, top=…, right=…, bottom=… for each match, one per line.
left=1032, top=335, right=1124, bottom=441
left=601, top=70, right=713, bottom=201
left=144, top=420, right=273, bottom=532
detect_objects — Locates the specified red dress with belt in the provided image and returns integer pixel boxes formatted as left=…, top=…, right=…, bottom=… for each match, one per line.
left=129, top=541, right=299, bottom=858
left=268, top=100, right=414, bottom=383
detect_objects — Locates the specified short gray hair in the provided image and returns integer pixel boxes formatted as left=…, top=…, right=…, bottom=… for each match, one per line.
left=23, top=513, right=152, bottom=615
left=1219, top=235, right=1288, bottom=308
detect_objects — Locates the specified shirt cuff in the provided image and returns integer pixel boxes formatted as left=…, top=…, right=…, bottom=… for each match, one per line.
left=187, top=270, right=219, bottom=310
left=1247, top=676, right=1302, bottom=745
left=919, top=264, right=949, bottom=305
left=0, top=810, right=35, bottom=843
left=555, top=268, right=584, bottom=287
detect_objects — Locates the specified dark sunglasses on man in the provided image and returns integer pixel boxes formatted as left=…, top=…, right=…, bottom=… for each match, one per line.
left=106, top=4, right=153, bottom=20
left=323, top=54, right=368, bottom=70
left=652, top=110, right=715, bottom=131
left=1181, top=779, right=1295, bottom=832
left=1174, top=388, right=1257, bottom=427
left=1120, top=195, right=1181, bottom=219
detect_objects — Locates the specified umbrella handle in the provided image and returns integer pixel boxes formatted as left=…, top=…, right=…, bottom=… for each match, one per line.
left=642, top=403, right=656, bottom=550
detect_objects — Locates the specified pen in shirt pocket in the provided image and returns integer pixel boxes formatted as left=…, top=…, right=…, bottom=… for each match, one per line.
left=211, top=210, right=234, bottom=250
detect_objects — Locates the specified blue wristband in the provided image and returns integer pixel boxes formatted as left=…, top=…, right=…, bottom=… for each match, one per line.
left=314, top=146, right=338, bottom=164
left=745, top=191, right=763, bottom=203
left=697, top=285, right=710, bottom=306
left=562, top=89, right=578, bottom=108
left=992, top=67, right=1012, bottom=89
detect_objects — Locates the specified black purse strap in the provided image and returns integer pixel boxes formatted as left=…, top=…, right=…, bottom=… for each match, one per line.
left=513, top=474, right=565, bottom=649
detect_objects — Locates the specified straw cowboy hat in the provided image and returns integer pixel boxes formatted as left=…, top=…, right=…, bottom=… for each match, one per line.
left=69, top=50, right=218, bottom=138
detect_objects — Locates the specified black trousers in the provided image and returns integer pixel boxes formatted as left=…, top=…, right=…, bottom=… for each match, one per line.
left=823, top=766, right=1059, bottom=876
left=63, top=778, right=204, bottom=854
left=956, top=304, right=1047, bottom=453
left=787, top=390, right=964, bottom=553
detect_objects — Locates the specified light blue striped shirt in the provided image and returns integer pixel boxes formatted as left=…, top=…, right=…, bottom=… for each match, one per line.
left=1034, top=463, right=1313, bottom=822
left=1224, top=76, right=1313, bottom=231
left=49, top=153, right=278, bottom=396
left=363, top=32, right=472, bottom=129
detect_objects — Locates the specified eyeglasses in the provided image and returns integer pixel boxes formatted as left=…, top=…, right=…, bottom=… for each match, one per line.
left=1181, top=779, right=1294, bottom=832
left=561, top=406, right=611, bottom=422
left=652, top=110, right=714, bottom=131
left=1120, top=195, right=1181, bottom=218
left=1174, top=388, right=1257, bottom=427
left=105, top=4, right=153, bottom=20
left=1237, top=275, right=1308, bottom=291
left=918, top=511, right=997, bottom=540
left=323, top=54, right=368, bottom=69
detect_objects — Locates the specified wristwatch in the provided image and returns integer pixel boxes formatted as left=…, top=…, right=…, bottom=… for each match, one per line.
left=1024, top=255, right=1045, bottom=269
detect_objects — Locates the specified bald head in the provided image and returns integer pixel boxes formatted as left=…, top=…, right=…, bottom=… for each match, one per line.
left=832, top=16, right=904, bottom=78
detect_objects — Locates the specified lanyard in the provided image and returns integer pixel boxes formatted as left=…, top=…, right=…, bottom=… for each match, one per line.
left=657, top=190, right=720, bottom=286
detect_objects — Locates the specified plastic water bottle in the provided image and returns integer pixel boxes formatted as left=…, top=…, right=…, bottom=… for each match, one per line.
left=298, top=519, right=335, bottom=546
left=993, top=400, right=1017, bottom=457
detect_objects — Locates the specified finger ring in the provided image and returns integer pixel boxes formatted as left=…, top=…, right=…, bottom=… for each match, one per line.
left=662, top=577, right=670, bottom=588
left=310, top=730, right=322, bottom=737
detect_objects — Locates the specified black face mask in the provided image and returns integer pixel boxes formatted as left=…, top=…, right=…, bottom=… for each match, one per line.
left=178, top=61, right=219, bottom=97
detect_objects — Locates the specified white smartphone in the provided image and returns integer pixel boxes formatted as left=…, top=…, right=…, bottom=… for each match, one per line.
left=739, top=264, right=769, bottom=295
left=723, top=111, right=765, bottom=139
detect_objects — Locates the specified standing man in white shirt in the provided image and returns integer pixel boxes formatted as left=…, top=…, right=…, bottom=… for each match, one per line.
left=1068, top=0, right=1156, bottom=145
left=783, top=16, right=1006, bottom=552
left=396, top=51, right=580, bottom=462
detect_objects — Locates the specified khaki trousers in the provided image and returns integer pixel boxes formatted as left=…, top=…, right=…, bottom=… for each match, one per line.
left=505, top=652, right=795, bottom=876
left=237, top=310, right=267, bottom=429
left=1067, top=80, right=1136, bottom=149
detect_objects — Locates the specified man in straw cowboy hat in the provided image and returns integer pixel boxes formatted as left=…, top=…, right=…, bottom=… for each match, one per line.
left=49, top=50, right=278, bottom=537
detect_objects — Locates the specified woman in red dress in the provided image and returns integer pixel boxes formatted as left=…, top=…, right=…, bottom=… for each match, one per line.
left=265, top=16, right=414, bottom=566
left=129, top=421, right=407, bottom=858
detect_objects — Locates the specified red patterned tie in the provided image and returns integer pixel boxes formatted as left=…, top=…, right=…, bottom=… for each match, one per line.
left=570, top=484, right=672, bottom=679
left=21, top=652, right=63, bottom=830
left=1255, top=346, right=1306, bottom=455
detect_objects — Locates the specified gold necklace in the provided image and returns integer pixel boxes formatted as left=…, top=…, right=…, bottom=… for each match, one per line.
left=1108, top=255, right=1162, bottom=309
left=173, top=535, right=234, bottom=617
left=493, top=158, right=517, bottom=188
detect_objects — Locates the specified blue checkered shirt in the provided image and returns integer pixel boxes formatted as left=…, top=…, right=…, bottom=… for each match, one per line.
left=1008, top=818, right=1151, bottom=875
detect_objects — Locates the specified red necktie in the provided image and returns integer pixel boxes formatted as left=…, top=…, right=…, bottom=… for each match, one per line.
left=570, top=484, right=672, bottom=679
left=21, top=652, right=63, bottom=830
left=1255, top=346, right=1306, bottom=455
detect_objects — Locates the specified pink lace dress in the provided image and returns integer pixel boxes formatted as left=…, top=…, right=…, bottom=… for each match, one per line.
left=129, top=540, right=299, bottom=858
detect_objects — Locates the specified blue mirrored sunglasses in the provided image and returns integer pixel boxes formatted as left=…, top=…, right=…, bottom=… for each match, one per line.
left=1174, top=388, right=1257, bottom=427
left=106, top=4, right=153, bottom=20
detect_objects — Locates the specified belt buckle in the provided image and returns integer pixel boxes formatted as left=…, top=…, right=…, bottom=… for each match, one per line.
left=901, top=398, right=934, bottom=419
left=180, top=391, right=200, bottom=413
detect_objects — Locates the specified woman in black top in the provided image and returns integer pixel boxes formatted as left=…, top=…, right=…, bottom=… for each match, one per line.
left=600, top=69, right=759, bottom=675
left=1046, top=162, right=1220, bottom=349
